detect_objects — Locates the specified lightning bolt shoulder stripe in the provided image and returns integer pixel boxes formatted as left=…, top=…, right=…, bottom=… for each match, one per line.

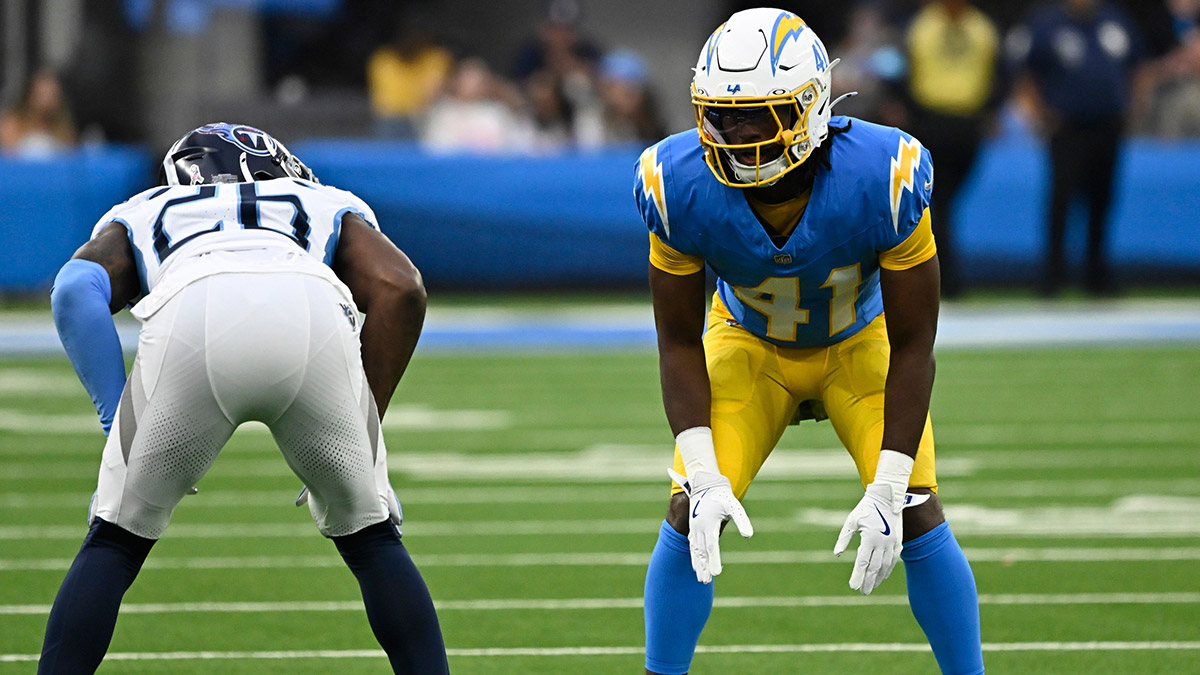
left=639, top=145, right=669, bottom=239
left=889, top=137, right=923, bottom=234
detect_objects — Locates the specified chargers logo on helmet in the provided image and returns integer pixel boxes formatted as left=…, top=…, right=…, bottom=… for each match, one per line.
left=769, top=13, right=806, bottom=75
left=704, top=23, right=726, bottom=73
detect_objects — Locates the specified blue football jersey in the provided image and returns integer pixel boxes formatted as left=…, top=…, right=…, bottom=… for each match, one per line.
left=635, top=116, right=933, bottom=348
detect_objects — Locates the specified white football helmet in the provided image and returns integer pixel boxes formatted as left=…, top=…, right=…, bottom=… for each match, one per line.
left=692, top=8, right=836, bottom=187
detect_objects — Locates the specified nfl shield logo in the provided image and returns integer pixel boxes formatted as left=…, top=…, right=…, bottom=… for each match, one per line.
left=774, top=253, right=793, bottom=264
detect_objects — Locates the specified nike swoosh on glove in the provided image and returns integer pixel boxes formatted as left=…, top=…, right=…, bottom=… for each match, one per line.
left=668, top=468, right=753, bottom=584
left=833, top=485, right=930, bottom=595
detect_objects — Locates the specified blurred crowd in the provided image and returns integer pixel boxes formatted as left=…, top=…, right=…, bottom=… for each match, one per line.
left=4, top=0, right=1200, bottom=159
left=807, top=0, right=1200, bottom=296
left=367, top=1, right=665, bottom=154
left=0, top=69, right=77, bottom=158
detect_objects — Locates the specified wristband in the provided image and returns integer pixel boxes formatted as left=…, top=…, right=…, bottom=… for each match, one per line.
left=676, top=426, right=719, bottom=478
left=871, top=449, right=915, bottom=513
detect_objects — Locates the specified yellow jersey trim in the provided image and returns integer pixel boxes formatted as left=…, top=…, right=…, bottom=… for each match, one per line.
left=745, top=188, right=811, bottom=238
left=879, top=207, right=937, bottom=271
left=649, top=232, right=705, bottom=275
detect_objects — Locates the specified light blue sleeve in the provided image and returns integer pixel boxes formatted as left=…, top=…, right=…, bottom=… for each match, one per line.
left=50, top=259, right=127, bottom=435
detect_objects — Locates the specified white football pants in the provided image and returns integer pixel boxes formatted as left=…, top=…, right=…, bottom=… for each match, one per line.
left=93, top=268, right=395, bottom=538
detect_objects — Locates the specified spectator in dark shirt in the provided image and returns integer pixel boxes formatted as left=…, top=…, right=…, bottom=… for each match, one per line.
left=1008, top=0, right=1148, bottom=296
left=596, top=49, right=666, bottom=147
left=512, top=0, right=604, bottom=147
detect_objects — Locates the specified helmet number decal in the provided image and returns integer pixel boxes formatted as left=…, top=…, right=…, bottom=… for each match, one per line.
left=812, top=41, right=829, bottom=72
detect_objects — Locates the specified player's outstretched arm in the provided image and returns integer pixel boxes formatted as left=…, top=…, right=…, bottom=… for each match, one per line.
left=650, top=264, right=753, bottom=584
left=333, top=213, right=426, bottom=419
left=50, top=222, right=140, bottom=435
left=834, top=255, right=940, bottom=594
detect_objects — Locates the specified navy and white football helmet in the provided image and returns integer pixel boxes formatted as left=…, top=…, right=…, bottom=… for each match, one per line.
left=160, top=123, right=317, bottom=186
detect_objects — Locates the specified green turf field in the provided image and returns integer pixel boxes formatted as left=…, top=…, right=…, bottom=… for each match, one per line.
left=2, top=342, right=1200, bottom=673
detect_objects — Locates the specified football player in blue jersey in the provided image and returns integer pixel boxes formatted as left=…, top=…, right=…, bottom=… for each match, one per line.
left=637, top=9, right=983, bottom=675
left=40, top=124, right=448, bottom=674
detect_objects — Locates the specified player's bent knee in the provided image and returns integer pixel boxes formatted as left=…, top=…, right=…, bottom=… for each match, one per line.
left=902, top=490, right=945, bottom=542
left=666, top=493, right=690, bottom=536
left=332, top=520, right=402, bottom=552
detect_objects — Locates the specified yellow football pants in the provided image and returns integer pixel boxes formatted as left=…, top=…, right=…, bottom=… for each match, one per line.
left=671, top=296, right=937, bottom=499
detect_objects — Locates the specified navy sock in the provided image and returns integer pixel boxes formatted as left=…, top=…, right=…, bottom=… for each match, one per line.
left=901, top=522, right=984, bottom=674
left=39, top=518, right=155, bottom=674
left=644, top=520, right=713, bottom=675
left=334, top=521, right=449, bottom=674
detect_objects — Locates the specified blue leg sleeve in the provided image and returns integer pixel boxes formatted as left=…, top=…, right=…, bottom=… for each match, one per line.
left=39, top=519, right=155, bottom=674
left=334, top=521, right=449, bottom=674
left=901, top=522, right=985, bottom=675
left=51, top=259, right=126, bottom=435
left=644, top=520, right=713, bottom=675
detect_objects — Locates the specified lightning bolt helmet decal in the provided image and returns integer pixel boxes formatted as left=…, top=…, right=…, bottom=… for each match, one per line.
left=769, top=12, right=806, bottom=75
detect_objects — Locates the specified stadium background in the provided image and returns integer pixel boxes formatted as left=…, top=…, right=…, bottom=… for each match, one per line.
left=1, top=1, right=1200, bottom=673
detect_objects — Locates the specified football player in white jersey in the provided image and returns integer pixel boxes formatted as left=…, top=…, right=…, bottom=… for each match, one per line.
left=40, top=123, right=448, bottom=674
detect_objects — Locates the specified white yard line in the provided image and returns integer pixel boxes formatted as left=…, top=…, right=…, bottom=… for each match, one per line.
left=5, top=445, right=1200, bottom=481
left=5, top=478, right=1200, bottom=510
left=3, top=592, right=1198, bottom=616
left=3, top=547, right=1200, bottom=572
left=5, top=494, right=1200, bottom=540
left=3, top=641, right=1200, bottom=662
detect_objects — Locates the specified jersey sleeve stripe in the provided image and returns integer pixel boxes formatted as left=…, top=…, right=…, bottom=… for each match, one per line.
left=649, top=232, right=705, bottom=275
left=879, top=207, right=937, bottom=271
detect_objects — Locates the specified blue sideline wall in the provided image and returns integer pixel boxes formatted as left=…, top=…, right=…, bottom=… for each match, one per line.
left=3, top=136, right=1198, bottom=294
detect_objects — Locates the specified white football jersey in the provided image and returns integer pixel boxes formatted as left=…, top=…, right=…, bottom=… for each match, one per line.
left=91, top=178, right=379, bottom=312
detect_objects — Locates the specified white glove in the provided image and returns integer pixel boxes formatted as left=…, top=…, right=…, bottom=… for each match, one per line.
left=385, top=484, right=404, bottom=534
left=833, top=450, right=928, bottom=595
left=668, top=467, right=754, bottom=584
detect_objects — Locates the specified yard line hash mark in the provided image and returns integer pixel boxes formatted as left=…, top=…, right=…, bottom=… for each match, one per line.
left=4, top=641, right=1200, bottom=662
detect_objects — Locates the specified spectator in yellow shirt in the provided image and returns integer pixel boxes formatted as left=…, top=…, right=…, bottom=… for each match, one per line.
left=367, top=30, right=453, bottom=139
left=903, top=0, right=1001, bottom=298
